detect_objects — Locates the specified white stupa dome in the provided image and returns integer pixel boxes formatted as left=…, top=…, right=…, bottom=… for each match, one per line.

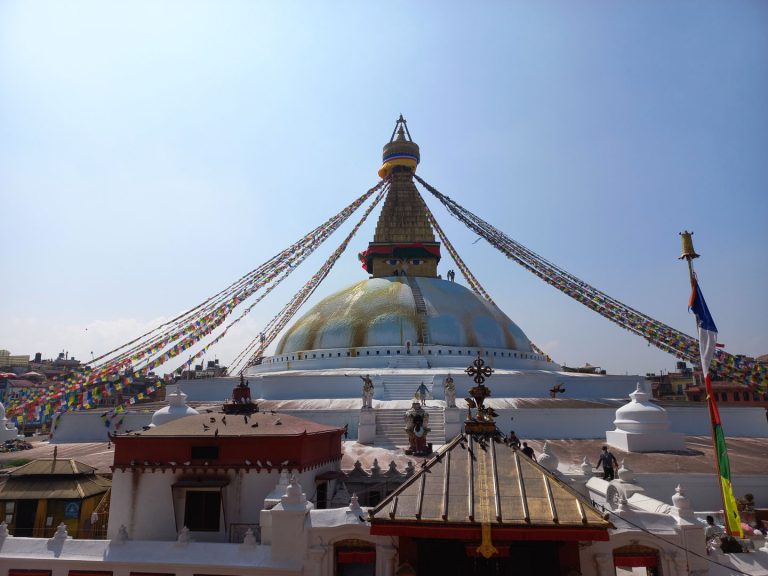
left=150, top=385, right=199, bottom=427
left=613, top=382, right=671, bottom=433
left=276, top=277, right=533, bottom=354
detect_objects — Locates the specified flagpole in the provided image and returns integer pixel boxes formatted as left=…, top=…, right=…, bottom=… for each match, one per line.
left=679, top=231, right=742, bottom=538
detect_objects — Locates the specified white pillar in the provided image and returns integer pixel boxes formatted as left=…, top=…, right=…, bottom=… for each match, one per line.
left=376, top=544, right=397, bottom=576
left=305, top=545, right=328, bottom=576
left=443, top=407, right=463, bottom=440
left=358, top=408, right=376, bottom=444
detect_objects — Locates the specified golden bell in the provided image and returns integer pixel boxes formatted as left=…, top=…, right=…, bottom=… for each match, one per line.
left=679, top=231, right=700, bottom=260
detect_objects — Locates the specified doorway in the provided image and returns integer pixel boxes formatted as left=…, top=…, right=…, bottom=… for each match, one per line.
left=14, top=500, right=38, bottom=537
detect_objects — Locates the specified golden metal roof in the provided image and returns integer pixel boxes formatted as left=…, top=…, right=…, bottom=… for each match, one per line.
left=369, top=434, right=611, bottom=534
left=0, top=475, right=110, bottom=500
left=9, top=458, right=97, bottom=476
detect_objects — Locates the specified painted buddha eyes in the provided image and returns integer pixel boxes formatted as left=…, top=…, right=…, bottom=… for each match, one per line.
left=385, top=258, right=424, bottom=266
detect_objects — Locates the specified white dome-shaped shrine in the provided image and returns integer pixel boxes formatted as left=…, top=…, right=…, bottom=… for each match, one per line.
left=276, top=276, right=533, bottom=354
left=613, top=383, right=670, bottom=433
left=150, top=385, right=199, bottom=428
left=606, top=382, right=685, bottom=452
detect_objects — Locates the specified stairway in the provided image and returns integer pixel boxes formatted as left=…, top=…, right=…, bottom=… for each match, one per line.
left=380, top=374, right=432, bottom=400
left=374, top=406, right=445, bottom=447
left=405, top=276, right=432, bottom=345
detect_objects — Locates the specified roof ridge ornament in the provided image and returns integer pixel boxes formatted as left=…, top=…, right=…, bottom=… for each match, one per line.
left=463, top=354, right=499, bottom=435
left=389, top=114, right=413, bottom=143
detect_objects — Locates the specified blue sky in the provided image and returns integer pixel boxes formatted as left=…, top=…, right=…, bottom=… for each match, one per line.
left=1, top=1, right=766, bottom=375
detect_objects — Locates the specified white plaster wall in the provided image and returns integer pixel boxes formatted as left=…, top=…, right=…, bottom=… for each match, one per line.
left=627, top=473, right=768, bottom=512
left=488, top=405, right=768, bottom=439
left=174, top=376, right=239, bottom=402
left=108, top=470, right=178, bottom=540
left=109, top=464, right=341, bottom=543
left=51, top=410, right=153, bottom=443
left=245, top=371, right=640, bottom=401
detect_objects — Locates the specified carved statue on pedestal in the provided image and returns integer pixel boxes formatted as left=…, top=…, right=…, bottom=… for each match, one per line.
left=360, top=375, right=374, bottom=409
left=444, top=375, right=456, bottom=408
left=404, top=398, right=431, bottom=455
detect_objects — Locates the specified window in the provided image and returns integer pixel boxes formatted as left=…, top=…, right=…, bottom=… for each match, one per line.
left=743, top=391, right=749, bottom=401
left=184, top=491, right=221, bottom=532
left=9, top=571, right=52, bottom=576
left=191, top=446, right=219, bottom=460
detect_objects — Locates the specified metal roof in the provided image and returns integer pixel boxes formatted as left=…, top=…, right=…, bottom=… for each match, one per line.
left=369, top=434, right=611, bottom=535
left=9, top=458, right=97, bottom=477
left=0, top=475, right=110, bottom=500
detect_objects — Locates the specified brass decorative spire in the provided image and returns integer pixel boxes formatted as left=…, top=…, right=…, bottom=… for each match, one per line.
left=361, top=116, right=441, bottom=278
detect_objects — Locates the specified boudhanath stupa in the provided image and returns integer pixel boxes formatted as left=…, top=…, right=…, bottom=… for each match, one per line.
left=9, top=118, right=768, bottom=576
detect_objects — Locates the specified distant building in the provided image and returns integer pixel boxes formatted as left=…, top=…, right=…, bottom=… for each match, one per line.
left=0, top=350, right=30, bottom=371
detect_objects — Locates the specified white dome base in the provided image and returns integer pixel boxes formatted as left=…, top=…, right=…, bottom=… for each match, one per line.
left=606, top=429, right=685, bottom=453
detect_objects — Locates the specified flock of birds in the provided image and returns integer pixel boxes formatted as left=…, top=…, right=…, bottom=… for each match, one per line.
left=126, top=409, right=296, bottom=470
left=128, top=457, right=294, bottom=469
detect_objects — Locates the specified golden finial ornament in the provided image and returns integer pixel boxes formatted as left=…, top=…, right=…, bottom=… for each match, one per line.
left=678, top=230, right=699, bottom=261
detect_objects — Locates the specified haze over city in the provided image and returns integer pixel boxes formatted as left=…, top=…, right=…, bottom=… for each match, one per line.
left=1, top=1, right=766, bottom=376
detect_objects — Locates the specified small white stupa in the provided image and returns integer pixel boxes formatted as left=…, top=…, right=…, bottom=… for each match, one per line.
left=0, top=402, right=20, bottom=441
left=606, top=382, right=685, bottom=452
left=149, top=385, right=199, bottom=428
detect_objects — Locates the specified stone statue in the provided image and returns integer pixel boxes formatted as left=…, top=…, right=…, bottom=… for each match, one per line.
left=360, top=375, right=374, bottom=409
left=404, top=398, right=431, bottom=455
left=444, top=375, right=456, bottom=408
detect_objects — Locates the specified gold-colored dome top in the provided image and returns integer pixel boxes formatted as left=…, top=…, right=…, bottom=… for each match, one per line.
left=378, top=115, right=420, bottom=179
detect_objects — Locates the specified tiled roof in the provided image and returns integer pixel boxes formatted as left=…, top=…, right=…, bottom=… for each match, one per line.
left=369, top=434, right=611, bottom=536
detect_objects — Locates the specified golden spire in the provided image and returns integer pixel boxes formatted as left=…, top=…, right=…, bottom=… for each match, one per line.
left=361, top=116, right=441, bottom=278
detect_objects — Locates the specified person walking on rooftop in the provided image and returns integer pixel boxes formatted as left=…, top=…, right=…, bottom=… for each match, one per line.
left=521, top=442, right=535, bottom=459
left=416, top=382, right=429, bottom=406
left=596, top=445, right=618, bottom=481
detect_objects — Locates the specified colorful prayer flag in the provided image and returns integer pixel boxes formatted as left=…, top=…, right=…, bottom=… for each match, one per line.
left=689, top=278, right=743, bottom=538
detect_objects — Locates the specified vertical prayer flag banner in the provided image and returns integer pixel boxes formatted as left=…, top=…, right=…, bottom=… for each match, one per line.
left=689, top=279, right=743, bottom=538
